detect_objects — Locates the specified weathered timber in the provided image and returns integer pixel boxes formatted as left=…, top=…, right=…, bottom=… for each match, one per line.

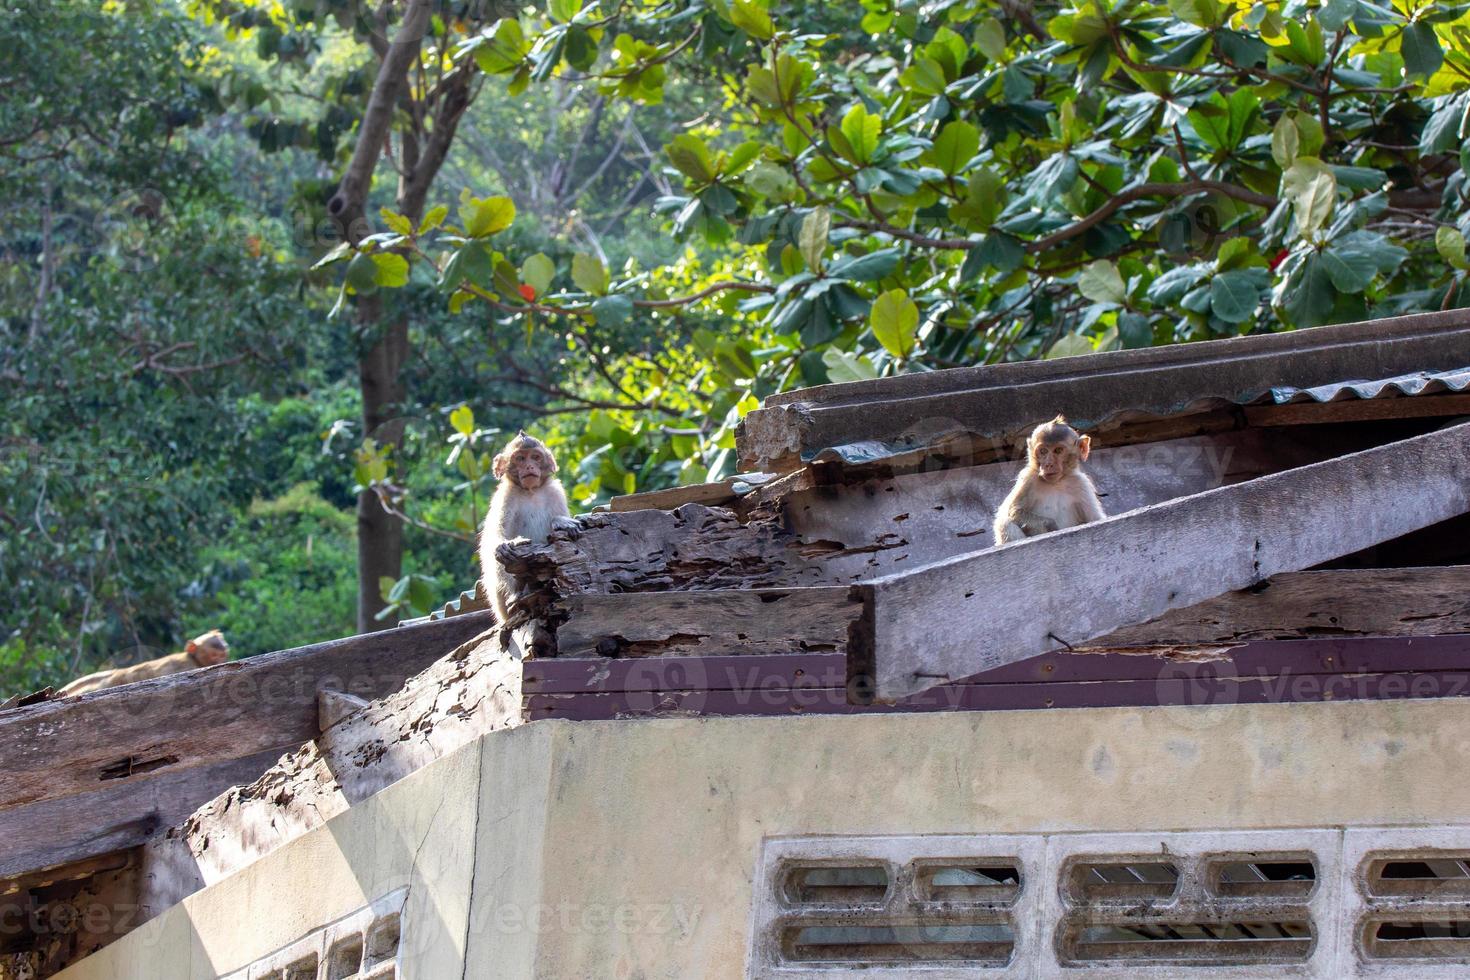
left=523, top=634, right=1470, bottom=720
left=138, top=624, right=520, bottom=920
left=763, top=310, right=1470, bottom=409
left=608, top=478, right=740, bottom=513
left=317, top=689, right=370, bottom=732
left=783, top=429, right=1338, bottom=579
left=1244, top=391, right=1470, bottom=427
left=739, top=310, right=1470, bottom=470
left=496, top=503, right=837, bottom=603
left=1085, top=565, right=1470, bottom=649
left=0, top=612, right=492, bottom=824
left=539, top=567, right=1470, bottom=677
left=0, top=749, right=286, bottom=881
left=849, top=421, right=1470, bottom=703
left=499, top=428, right=1384, bottom=643
left=554, top=587, right=860, bottom=657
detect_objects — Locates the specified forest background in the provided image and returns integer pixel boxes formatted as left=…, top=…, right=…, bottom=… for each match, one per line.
left=3, top=0, right=1467, bottom=691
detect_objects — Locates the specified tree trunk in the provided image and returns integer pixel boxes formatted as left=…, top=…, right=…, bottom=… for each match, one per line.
left=355, top=294, right=409, bottom=632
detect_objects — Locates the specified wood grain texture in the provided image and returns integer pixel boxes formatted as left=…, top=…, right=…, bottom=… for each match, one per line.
left=0, top=612, right=492, bottom=818
left=850, top=422, right=1470, bottom=703
left=0, top=749, right=286, bottom=881
left=739, top=311, right=1470, bottom=470
left=1086, top=566, right=1470, bottom=649
left=138, top=624, right=520, bottom=917
left=554, top=587, right=860, bottom=657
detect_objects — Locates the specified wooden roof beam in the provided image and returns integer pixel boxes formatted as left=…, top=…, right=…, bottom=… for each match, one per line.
left=739, top=311, right=1470, bottom=471
left=847, top=421, right=1470, bottom=703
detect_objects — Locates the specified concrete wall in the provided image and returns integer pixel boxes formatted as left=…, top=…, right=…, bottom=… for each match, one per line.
left=57, top=697, right=1470, bottom=979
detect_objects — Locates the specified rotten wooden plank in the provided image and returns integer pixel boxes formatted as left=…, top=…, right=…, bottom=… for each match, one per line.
left=0, top=612, right=493, bottom=820
left=0, top=749, right=285, bottom=881
left=1087, top=565, right=1470, bottom=649
left=739, top=310, right=1470, bottom=471
left=554, top=586, right=860, bottom=657
left=138, top=623, right=519, bottom=919
left=849, top=422, right=1470, bottom=703
left=608, top=478, right=740, bottom=513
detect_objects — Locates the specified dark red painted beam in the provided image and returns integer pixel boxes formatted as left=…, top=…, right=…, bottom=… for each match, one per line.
left=522, top=634, right=1470, bottom=721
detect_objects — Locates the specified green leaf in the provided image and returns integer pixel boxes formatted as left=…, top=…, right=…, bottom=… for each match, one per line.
left=974, top=18, right=1007, bottom=60
left=370, top=252, right=409, bottom=288
left=869, top=288, right=920, bottom=359
left=730, top=0, right=774, bottom=39
left=924, top=120, right=980, bottom=176
left=418, top=205, right=448, bottom=236
left=311, top=241, right=351, bottom=270
left=745, top=162, right=797, bottom=201
left=564, top=24, right=597, bottom=71
left=439, top=242, right=494, bottom=292
left=799, top=207, right=830, bottom=273
left=1077, top=260, right=1126, bottom=305
left=1118, top=311, right=1153, bottom=349
left=948, top=168, right=1006, bottom=232
left=1282, top=158, right=1337, bottom=236
left=1402, top=22, right=1444, bottom=78
left=1319, top=245, right=1376, bottom=292
left=1283, top=254, right=1336, bottom=326
left=1168, top=0, right=1220, bottom=27
left=1437, top=226, right=1469, bottom=271
left=474, top=19, right=528, bottom=74
left=714, top=338, right=758, bottom=379
left=821, top=348, right=879, bottom=383
left=591, top=294, right=634, bottom=326
left=666, top=134, right=717, bottom=183
left=571, top=253, right=609, bottom=295
left=973, top=232, right=1025, bottom=274
left=521, top=253, right=555, bottom=295
left=345, top=253, right=377, bottom=293
left=460, top=195, right=516, bottom=237
left=828, top=248, right=900, bottom=282
left=380, top=208, right=413, bottom=236
left=1271, top=112, right=1300, bottom=168
left=1215, top=237, right=1253, bottom=271
left=1045, top=334, right=1093, bottom=359
left=840, top=104, right=881, bottom=165
left=450, top=405, right=475, bottom=436
left=549, top=0, right=582, bottom=22
left=1209, top=270, right=1261, bottom=323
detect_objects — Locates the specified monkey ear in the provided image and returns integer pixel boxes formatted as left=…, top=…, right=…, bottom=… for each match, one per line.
left=492, top=451, right=511, bottom=478
left=1078, top=434, right=1091, bottom=461
left=543, top=449, right=558, bottom=474
left=185, top=640, right=199, bottom=654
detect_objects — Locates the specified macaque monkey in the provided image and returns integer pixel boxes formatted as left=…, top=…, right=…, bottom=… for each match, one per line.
left=993, top=416, right=1106, bottom=545
left=59, top=629, right=230, bottom=697
left=479, top=431, right=580, bottom=623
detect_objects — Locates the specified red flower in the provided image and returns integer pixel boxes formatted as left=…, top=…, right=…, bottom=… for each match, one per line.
left=1269, top=248, right=1290, bottom=270
left=518, top=283, right=537, bottom=302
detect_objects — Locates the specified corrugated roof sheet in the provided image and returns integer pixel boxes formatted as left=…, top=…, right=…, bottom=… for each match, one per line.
left=1258, top=367, right=1470, bottom=405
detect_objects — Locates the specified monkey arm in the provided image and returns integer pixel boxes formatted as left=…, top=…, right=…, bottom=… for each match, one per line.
left=1075, top=474, right=1107, bottom=524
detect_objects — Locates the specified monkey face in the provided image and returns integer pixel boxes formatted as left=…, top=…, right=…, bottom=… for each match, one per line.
left=194, top=641, right=229, bottom=666
left=1032, top=440, right=1072, bottom=482
left=187, top=634, right=229, bottom=665
left=494, top=433, right=559, bottom=491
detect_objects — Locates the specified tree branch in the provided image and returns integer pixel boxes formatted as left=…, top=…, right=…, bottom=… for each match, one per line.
left=327, top=0, right=432, bottom=240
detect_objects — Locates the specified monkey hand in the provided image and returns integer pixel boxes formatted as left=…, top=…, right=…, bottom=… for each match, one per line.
left=550, top=515, right=583, bottom=540
left=494, top=536, right=532, bottom=567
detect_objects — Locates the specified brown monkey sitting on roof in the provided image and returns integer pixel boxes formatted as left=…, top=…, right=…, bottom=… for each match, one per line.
left=58, top=629, right=231, bottom=697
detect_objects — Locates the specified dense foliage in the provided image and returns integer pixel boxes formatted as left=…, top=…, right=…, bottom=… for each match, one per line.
left=3, top=0, right=1467, bottom=690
